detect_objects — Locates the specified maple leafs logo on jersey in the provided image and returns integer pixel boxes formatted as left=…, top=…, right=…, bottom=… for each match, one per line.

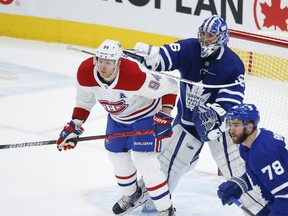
left=186, top=82, right=211, bottom=111
left=247, top=174, right=268, bottom=206
left=261, top=0, right=288, bottom=31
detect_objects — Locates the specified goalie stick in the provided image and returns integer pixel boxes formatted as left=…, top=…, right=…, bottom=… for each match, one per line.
left=229, top=196, right=255, bottom=216
left=67, top=45, right=244, bottom=89
left=0, top=130, right=154, bottom=150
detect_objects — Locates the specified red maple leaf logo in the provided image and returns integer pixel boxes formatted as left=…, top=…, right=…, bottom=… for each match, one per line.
left=0, top=0, right=14, bottom=4
left=260, top=0, right=288, bottom=31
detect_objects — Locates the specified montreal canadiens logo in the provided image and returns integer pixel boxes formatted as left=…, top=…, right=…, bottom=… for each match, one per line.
left=99, top=100, right=128, bottom=114
left=254, top=0, right=288, bottom=31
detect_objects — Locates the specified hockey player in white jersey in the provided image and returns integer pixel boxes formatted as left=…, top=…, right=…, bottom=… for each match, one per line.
left=56, top=39, right=178, bottom=215
left=129, top=15, right=266, bottom=214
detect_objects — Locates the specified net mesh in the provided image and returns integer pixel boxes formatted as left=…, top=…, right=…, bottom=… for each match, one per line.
left=229, top=30, right=288, bottom=138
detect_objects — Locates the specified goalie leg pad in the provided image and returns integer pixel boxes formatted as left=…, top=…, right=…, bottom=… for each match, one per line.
left=208, top=131, right=246, bottom=178
left=158, top=124, right=203, bottom=193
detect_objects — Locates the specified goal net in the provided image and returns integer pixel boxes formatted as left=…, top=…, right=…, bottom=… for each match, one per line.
left=228, top=29, right=288, bottom=138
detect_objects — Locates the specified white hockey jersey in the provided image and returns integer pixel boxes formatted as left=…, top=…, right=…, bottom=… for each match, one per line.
left=72, top=57, right=178, bottom=124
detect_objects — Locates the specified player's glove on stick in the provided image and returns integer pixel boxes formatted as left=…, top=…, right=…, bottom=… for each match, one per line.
left=57, top=119, right=84, bottom=151
left=217, top=177, right=248, bottom=205
left=152, top=111, right=173, bottom=140
left=192, top=103, right=227, bottom=142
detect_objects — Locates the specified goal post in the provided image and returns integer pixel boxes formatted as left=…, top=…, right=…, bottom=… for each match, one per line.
left=228, top=29, right=288, bottom=138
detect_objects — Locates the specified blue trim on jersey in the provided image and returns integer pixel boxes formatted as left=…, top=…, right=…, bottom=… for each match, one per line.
left=150, top=190, right=170, bottom=201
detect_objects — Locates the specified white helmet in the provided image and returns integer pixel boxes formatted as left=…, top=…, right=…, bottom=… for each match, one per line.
left=95, top=39, right=123, bottom=65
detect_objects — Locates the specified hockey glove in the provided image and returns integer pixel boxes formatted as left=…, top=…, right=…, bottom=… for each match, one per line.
left=217, top=177, right=249, bottom=205
left=192, top=103, right=227, bottom=142
left=152, top=111, right=173, bottom=140
left=131, top=42, right=161, bottom=70
left=57, top=119, right=84, bottom=151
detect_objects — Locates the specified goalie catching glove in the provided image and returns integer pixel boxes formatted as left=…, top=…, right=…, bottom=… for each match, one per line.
left=192, top=103, right=227, bottom=142
left=57, top=119, right=84, bottom=151
left=152, top=111, right=173, bottom=140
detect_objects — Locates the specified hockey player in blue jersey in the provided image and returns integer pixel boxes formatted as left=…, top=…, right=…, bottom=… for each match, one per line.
left=129, top=15, right=267, bottom=214
left=218, top=103, right=288, bottom=216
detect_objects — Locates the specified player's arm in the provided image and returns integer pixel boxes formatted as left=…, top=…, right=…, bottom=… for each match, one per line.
left=152, top=94, right=176, bottom=140
left=127, top=41, right=181, bottom=72
left=57, top=60, right=96, bottom=151
left=254, top=142, right=288, bottom=216
left=151, top=68, right=178, bottom=139
left=124, top=42, right=161, bottom=71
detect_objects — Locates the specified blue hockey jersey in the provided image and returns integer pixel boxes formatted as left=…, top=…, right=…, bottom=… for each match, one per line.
left=240, top=129, right=288, bottom=215
left=157, top=38, right=245, bottom=137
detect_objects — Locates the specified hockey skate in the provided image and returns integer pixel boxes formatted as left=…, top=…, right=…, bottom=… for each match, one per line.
left=141, top=195, right=157, bottom=213
left=158, top=205, right=176, bottom=216
left=112, top=186, right=148, bottom=215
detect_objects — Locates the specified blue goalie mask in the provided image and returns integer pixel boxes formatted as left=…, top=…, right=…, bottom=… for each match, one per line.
left=226, top=104, right=260, bottom=129
left=198, top=15, right=229, bottom=58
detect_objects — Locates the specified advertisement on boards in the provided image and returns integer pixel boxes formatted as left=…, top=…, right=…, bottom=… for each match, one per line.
left=1, top=0, right=287, bottom=38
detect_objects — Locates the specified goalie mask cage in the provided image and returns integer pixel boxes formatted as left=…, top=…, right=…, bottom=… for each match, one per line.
left=228, top=29, right=288, bottom=138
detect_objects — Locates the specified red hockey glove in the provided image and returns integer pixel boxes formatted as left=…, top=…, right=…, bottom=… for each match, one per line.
left=152, top=111, right=174, bottom=140
left=56, top=119, right=84, bottom=151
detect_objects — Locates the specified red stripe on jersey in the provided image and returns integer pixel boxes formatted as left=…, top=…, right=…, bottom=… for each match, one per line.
left=115, top=171, right=137, bottom=180
left=114, top=58, right=146, bottom=90
left=120, top=99, right=157, bottom=119
left=77, top=57, right=100, bottom=87
left=155, top=138, right=162, bottom=153
left=146, top=181, right=167, bottom=192
left=72, top=107, right=90, bottom=122
left=162, top=94, right=177, bottom=107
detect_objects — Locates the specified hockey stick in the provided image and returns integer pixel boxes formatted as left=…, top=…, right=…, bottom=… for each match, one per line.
left=229, top=197, right=255, bottom=216
left=66, top=46, right=244, bottom=89
left=0, top=130, right=154, bottom=150
left=66, top=45, right=94, bottom=55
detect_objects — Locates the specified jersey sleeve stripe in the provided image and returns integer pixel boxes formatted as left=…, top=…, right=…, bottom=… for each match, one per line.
left=215, top=98, right=242, bottom=104
left=218, top=89, right=245, bottom=98
left=271, top=182, right=288, bottom=195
